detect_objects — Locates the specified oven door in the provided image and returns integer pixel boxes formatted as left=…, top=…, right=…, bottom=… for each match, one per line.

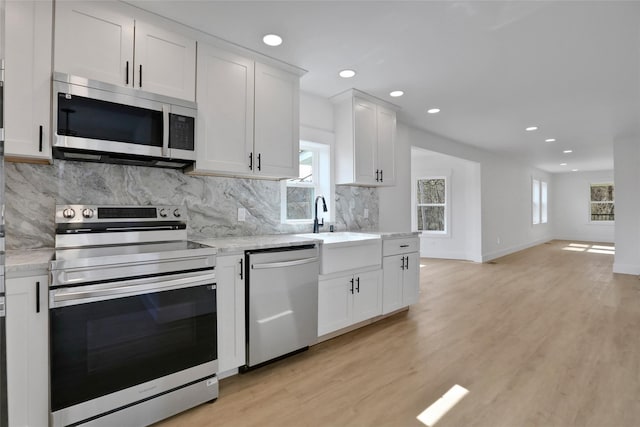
left=49, top=273, right=217, bottom=424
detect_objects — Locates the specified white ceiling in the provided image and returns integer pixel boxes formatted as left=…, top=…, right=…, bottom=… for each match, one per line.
left=127, top=0, right=640, bottom=173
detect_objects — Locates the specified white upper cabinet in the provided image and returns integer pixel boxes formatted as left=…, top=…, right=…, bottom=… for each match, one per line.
left=193, top=44, right=254, bottom=173
left=253, top=62, right=299, bottom=178
left=4, top=0, right=53, bottom=162
left=54, top=1, right=196, bottom=101
left=133, top=21, right=196, bottom=100
left=376, top=104, right=397, bottom=186
left=332, top=89, right=398, bottom=186
left=54, top=2, right=134, bottom=88
left=189, top=44, right=300, bottom=179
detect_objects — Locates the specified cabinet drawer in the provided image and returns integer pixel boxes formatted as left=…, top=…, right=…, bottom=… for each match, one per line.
left=383, top=237, right=419, bottom=256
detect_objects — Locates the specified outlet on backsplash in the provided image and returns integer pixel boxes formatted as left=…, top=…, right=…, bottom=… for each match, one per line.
left=238, top=208, right=246, bottom=222
left=364, top=208, right=369, bottom=219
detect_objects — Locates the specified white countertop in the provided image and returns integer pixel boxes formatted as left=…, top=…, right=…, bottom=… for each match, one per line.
left=4, top=231, right=416, bottom=273
left=6, top=248, right=55, bottom=276
left=194, top=234, right=322, bottom=255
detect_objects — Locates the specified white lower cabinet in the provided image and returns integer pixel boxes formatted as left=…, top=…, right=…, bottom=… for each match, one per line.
left=318, top=269, right=382, bottom=336
left=216, top=254, right=246, bottom=374
left=6, top=274, right=49, bottom=427
left=382, top=237, right=420, bottom=314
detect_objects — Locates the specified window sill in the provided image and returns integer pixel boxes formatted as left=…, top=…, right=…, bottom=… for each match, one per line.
left=419, top=231, right=450, bottom=239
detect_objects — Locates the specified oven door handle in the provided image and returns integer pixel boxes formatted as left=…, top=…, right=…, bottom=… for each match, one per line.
left=51, top=273, right=216, bottom=308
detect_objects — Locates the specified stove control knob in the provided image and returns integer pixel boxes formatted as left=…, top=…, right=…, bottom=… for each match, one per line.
left=82, top=208, right=94, bottom=219
left=173, top=209, right=181, bottom=218
left=159, top=208, right=168, bottom=218
left=62, top=208, right=75, bottom=219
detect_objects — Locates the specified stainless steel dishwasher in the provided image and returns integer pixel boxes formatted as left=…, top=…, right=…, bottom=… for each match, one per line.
left=245, top=245, right=319, bottom=368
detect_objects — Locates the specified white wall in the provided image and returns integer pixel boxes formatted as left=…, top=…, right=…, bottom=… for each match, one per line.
left=613, top=137, right=640, bottom=274
left=380, top=122, right=553, bottom=262
left=411, top=148, right=481, bottom=261
left=552, top=170, right=614, bottom=243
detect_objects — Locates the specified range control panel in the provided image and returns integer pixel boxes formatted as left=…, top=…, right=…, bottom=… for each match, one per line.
left=55, top=205, right=184, bottom=223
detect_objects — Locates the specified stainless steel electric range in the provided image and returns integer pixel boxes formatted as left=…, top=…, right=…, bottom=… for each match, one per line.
left=49, top=205, right=218, bottom=427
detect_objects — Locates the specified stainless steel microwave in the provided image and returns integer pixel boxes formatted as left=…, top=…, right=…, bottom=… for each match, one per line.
left=52, top=72, right=196, bottom=169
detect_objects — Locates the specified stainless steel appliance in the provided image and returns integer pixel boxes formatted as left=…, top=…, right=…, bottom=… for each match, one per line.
left=50, top=205, right=218, bottom=427
left=245, top=245, right=319, bottom=368
left=52, top=72, right=196, bottom=169
left=0, top=0, right=7, bottom=422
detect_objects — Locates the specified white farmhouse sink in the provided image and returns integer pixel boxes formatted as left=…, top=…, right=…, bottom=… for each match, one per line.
left=294, top=232, right=382, bottom=274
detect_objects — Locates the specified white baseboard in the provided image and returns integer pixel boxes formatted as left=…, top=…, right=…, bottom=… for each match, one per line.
left=481, top=238, right=551, bottom=263
left=613, top=263, right=640, bottom=275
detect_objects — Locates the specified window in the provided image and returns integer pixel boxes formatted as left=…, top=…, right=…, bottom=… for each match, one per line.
left=590, top=183, right=614, bottom=222
left=416, top=177, right=447, bottom=234
left=532, top=179, right=548, bottom=225
left=281, top=141, right=331, bottom=223
left=541, top=181, right=548, bottom=224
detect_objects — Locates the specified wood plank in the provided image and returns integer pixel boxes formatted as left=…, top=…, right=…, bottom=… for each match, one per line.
left=154, top=240, right=640, bottom=427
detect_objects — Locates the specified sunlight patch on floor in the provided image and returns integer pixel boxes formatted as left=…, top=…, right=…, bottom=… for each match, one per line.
left=417, top=384, right=469, bottom=426
left=563, top=243, right=615, bottom=255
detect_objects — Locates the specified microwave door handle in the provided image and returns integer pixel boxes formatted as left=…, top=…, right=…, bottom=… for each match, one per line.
left=162, top=104, right=170, bottom=158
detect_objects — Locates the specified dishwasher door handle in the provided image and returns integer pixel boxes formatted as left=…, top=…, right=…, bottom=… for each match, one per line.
left=251, top=257, right=318, bottom=270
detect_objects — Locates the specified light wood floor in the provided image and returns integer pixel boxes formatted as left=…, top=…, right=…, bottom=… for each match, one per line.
left=156, top=240, right=640, bottom=427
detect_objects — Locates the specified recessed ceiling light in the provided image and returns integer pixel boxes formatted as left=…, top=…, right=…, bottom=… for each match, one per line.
left=545, top=138, right=556, bottom=142
left=572, top=169, right=579, bottom=172
left=262, top=34, right=283, bottom=46
left=389, top=90, right=404, bottom=97
left=427, top=108, right=441, bottom=114
left=339, top=69, right=356, bottom=78
left=563, top=150, right=573, bottom=154
left=560, top=163, right=568, bottom=166
left=526, top=126, right=539, bottom=131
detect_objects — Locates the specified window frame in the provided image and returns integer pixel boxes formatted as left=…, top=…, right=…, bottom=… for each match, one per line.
left=588, top=182, right=615, bottom=224
left=281, top=140, right=331, bottom=224
left=414, top=175, right=450, bottom=236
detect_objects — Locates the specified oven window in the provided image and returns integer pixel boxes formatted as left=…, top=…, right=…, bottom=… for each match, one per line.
left=50, top=284, right=216, bottom=412
left=57, top=93, right=163, bottom=146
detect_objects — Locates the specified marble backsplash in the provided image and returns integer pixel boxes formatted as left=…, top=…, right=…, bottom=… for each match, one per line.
left=5, top=160, right=379, bottom=250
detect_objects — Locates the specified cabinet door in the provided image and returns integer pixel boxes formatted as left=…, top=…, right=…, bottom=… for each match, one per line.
left=4, top=0, right=52, bottom=162
left=403, top=253, right=420, bottom=306
left=54, top=1, right=134, bottom=87
left=352, top=269, right=382, bottom=324
left=318, top=276, right=352, bottom=336
left=216, top=255, right=246, bottom=373
left=254, top=62, right=299, bottom=178
left=353, top=97, right=378, bottom=185
left=133, top=21, right=196, bottom=101
left=376, top=105, right=396, bottom=186
left=6, top=275, right=49, bottom=427
left=382, top=255, right=404, bottom=314
left=194, top=44, right=254, bottom=174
